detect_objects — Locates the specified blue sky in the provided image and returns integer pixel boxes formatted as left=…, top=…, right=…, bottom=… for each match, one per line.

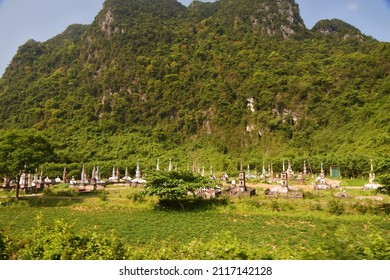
left=1, top=0, right=389, bottom=76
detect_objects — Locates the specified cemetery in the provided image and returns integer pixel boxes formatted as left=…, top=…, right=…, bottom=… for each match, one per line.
left=0, top=157, right=389, bottom=260
left=0, top=0, right=389, bottom=262
left=1, top=157, right=386, bottom=199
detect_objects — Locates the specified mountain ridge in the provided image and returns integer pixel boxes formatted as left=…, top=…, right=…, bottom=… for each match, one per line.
left=0, top=0, right=389, bottom=175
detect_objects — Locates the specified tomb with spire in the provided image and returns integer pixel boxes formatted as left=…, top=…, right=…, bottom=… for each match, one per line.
left=223, top=164, right=256, bottom=197
left=69, top=164, right=107, bottom=191
left=246, top=164, right=253, bottom=179
left=286, top=160, right=294, bottom=179
left=156, top=159, right=160, bottom=171
left=363, top=159, right=382, bottom=190
left=131, top=159, right=146, bottom=185
left=264, top=160, right=302, bottom=198
left=315, top=163, right=331, bottom=190
left=108, top=166, right=119, bottom=183
left=122, top=166, right=132, bottom=183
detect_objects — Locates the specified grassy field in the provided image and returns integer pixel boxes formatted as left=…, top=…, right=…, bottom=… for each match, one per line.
left=339, top=178, right=368, bottom=187
left=0, top=183, right=389, bottom=260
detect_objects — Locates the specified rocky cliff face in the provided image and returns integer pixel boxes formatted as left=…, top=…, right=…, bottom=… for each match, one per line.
left=311, top=18, right=366, bottom=40
left=188, top=0, right=306, bottom=38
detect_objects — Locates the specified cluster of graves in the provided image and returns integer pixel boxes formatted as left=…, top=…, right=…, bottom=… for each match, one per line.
left=197, top=164, right=256, bottom=199
left=67, top=161, right=147, bottom=192
left=234, top=160, right=308, bottom=185
left=260, top=160, right=302, bottom=198
left=0, top=167, right=64, bottom=193
left=1, top=158, right=382, bottom=196
left=238, top=159, right=381, bottom=198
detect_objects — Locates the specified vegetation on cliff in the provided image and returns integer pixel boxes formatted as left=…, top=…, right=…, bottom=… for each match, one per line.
left=0, top=0, right=389, bottom=178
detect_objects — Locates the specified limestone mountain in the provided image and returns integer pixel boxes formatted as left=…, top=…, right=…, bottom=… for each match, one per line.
left=312, top=18, right=367, bottom=40
left=188, top=0, right=307, bottom=39
left=0, top=0, right=389, bottom=175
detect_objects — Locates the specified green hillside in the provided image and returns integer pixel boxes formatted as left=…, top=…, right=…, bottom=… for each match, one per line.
left=0, top=0, right=389, bottom=178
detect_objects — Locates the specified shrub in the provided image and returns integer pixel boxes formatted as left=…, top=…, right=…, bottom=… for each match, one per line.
left=126, top=191, right=145, bottom=203
left=16, top=218, right=127, bottom=260
left=309, top=201, right=324, bottom=211
left=0, top=195, right=16, bottom=207
left=377, top=174, right=390, bottom=195
left=302, top=191, right=315, bottom=199
left=97, top=190, right=109, bottom=201
left=328, top=199, right=345, bottom=215
left=0, top=229, right=9, bottom=260
left=271, top=200, right=281, bottom=211
left=304, top=225, right=390, bottom=260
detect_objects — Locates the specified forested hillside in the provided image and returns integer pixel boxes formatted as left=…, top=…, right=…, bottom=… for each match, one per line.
left=0, top=0, right=389, bottom=177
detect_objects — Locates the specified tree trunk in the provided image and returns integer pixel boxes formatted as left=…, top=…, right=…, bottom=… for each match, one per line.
left=15, top=175, right=20, bottom=200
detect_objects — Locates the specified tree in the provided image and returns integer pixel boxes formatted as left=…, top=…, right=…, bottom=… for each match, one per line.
left=0, top=129, right=55, bottom=199
left=377, top=174, right=390, bottom=195
left=376, top=158, right=390, bottom=195
left=143, top=170, right=213, bottom=208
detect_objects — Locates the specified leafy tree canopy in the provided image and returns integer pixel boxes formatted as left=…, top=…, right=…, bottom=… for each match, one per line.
left=144, top=170, right=214, bottom=200
left=0, top=129, right=55, bottom=176
left=0, top=129, right=55, bottom=198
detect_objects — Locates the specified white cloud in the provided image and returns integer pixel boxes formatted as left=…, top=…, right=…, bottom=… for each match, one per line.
left=346, top=2, right=360, bottom=12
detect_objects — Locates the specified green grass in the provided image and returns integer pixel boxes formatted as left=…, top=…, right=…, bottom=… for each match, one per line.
left=1, top=185, right=389, bottom=259
left=340, top=178, right=368, bottom=186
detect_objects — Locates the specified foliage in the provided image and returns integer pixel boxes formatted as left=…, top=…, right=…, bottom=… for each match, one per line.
left=97, top=190, right=109, bottom=201
left=311, top=19, right=363, bottom=37
left=328, top=198, right=345, bottom=215
left=144, top=170, right=213, bottom=201
left=0, top=229, right=11, bottom=260
left=0, top=185, right=390, bottom=260
left=0, top=0, right=389, bottom=178
left=16, top=217, right=127, bottom=260
left=0, top=129, right=55, bottom=198
left=304, top=225, right=390, bottom=260
left=2, top=216, right=390, bottom=260
left=127, top=231, right=269, bottom=260
left=378, top=174, right=390, bottom=195
left=0, top=129, right=55, bottom=177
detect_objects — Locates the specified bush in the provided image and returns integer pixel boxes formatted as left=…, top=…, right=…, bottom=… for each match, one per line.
left=304, top=225, right=390, bottom=260
left=126, top=191, right=145, bottom=203
left=0, top=195, right=17, bottom=207
left=16, top=218, right=127, bottom=260
left=350, top=200, right=383, bottom=215
left=97, top=190, right=109, bottom=202
left=2, top=218, right=389, bottom=260
left=8, top=219, right=272, bottom=260
left=0, top=229, right=9, bottom=260
left=377, top=174, right=390, bottom=195
left=271, top=200, right=281, bottom=211
left=328, top=199, right=345, bottom=215
left=302, top=191, right=316, bottom=199
left=309, top=201, right=324, bottom=211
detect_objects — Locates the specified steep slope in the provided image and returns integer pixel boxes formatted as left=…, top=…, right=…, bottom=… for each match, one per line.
left=312, top=18, right=367, bottom=40
left=189, top=0, right=307, bottom=38
left=0, top=0, right=389, bottom=174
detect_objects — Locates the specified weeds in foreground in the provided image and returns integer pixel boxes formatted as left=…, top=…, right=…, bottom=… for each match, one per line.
left=1, top=218, right=389, bottom=260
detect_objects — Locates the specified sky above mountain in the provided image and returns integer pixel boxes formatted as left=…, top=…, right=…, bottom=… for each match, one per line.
left=0, top=0, right=389, bottom=77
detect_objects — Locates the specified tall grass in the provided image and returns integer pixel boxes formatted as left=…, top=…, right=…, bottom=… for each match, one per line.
left=0, top=186, right=389, bottom=259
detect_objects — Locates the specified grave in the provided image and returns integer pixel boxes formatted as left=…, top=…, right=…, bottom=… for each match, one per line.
left=222, top=164, right=255, bottom=197
left=363, top=159, right=382, bottom=190
left=315, top=163, right=331, bottom=190
left=264, top=162, right=302, bottom=198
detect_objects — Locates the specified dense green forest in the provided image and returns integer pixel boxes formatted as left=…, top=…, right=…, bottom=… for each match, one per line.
left=0, top=0, right=389, bottom=178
